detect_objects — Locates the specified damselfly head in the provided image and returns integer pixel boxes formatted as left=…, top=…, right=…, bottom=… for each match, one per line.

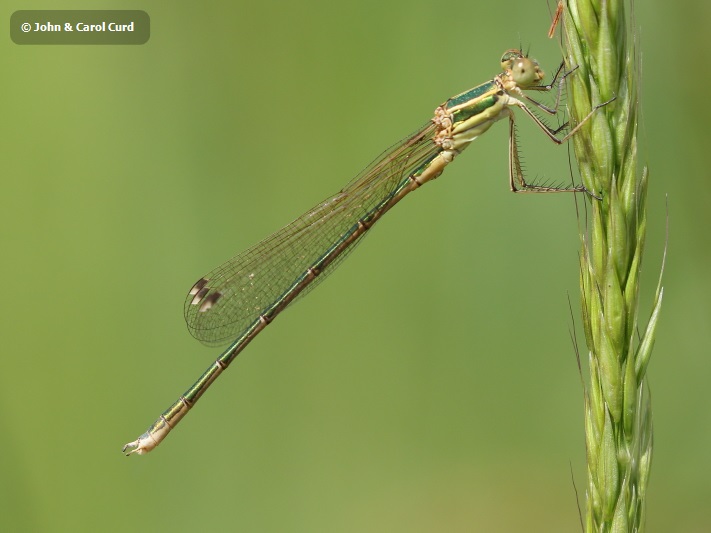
left=500, top=49, right=544, bottom=88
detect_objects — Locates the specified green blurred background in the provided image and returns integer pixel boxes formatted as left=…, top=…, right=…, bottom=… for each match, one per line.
left=2, top=1, right=708, bottom=531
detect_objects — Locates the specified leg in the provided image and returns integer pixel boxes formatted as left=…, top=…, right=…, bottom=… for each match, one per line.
left=513, top=96, right=615, bottom=145
left=507, top=110, right=588, bottom=194
left=520, top=63, right=579, bottom=116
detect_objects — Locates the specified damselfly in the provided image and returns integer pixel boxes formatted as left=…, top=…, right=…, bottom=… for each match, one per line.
left=123, top=50, right=610, bottom=455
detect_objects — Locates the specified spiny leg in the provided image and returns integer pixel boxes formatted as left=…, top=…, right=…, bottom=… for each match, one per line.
left=514, top=96, right=615, bottom=145
left=521, top=63, right=579, bottom=116
left=507, top=110, right=587, bottom=194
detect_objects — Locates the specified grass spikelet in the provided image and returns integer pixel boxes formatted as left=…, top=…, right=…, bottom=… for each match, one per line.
left=558, top=0, right=662, bottom=530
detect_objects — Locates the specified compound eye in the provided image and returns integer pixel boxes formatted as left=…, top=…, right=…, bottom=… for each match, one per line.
left=511, top=58, right=544, bottom=87
left=500, top=49, right=524, bottom=70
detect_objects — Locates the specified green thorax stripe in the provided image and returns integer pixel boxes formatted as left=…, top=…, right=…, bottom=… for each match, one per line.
left=444, top=79, right=497, bottom=110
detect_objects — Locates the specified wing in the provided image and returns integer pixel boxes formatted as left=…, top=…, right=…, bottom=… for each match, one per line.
left=184, top=122, right=440, bottom=345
